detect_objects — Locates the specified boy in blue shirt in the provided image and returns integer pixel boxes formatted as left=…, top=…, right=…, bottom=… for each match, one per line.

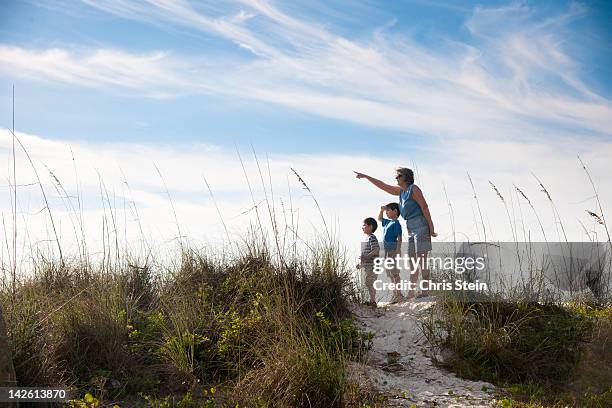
left=378, top=202, right=403, bottom=303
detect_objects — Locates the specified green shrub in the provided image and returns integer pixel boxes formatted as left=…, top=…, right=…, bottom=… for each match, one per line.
left=2, top=242, right=372, bottom=406
left=426, top=298, right=594, bottom=384
left=423, top=294, right=612, bottom=406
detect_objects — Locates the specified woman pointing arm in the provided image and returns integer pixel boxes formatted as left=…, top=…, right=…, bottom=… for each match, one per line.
left=355, top=167, right=437, bottom=299
left=354, top=169, right=436, bottom=237
left=353, top=171, right=401, bottom=196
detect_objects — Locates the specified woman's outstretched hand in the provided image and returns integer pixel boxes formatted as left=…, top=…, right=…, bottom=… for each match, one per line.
left=354, top=170, right=399, bottom=195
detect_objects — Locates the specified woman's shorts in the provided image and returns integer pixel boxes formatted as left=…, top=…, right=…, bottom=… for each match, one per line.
left=405, top=215, right=432, bottom=254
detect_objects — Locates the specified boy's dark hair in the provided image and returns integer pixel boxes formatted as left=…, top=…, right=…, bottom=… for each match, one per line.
left=363, top=217, right=378, bottom=232
left=386, top=202, right=400, bottom=215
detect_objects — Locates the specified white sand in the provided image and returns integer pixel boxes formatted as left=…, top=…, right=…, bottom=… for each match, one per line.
left=348, top=298, right=499, bottom=407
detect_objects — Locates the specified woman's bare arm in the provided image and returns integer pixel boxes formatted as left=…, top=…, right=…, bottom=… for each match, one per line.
left=354, top=171, right=401, bottom=195
left=411, top=185, right=437, bottom=237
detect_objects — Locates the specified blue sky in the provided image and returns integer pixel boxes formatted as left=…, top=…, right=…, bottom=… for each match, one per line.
left=1, top=0, right=611, bottom=152
left=1, top=0, right=612, bottom=265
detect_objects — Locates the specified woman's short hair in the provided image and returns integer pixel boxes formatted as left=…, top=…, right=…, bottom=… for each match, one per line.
left=395, top=167, right=414, bottom=185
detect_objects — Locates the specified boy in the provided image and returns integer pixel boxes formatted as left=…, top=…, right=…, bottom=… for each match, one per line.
left=378, top=203, right=403, bottom=303
left=357, top=217, right=380, bottom=307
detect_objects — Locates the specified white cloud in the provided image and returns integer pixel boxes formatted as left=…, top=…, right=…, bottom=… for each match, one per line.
left=1, top=129, right=611, bottom=272
left=0, top=45, right=196, bottom=98
left=1, top=1, right=611, bottom=275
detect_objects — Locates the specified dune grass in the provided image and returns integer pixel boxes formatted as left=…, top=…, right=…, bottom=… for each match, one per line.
left=2, top=126, right=611, bottom=407
left=422, top=293, right=612, bottom=407
left=423, top=162, right=612, bottom=407
left=1, top=239, right=377, bottom=407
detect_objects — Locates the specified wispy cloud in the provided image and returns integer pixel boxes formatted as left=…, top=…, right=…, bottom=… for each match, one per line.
left=1, top=128, right=611, bottom=266
left=0, top=45, right=194, bottom=98
left=81, top=0, right=284, bottom=57
left=1, top=0, right=610, bottom=140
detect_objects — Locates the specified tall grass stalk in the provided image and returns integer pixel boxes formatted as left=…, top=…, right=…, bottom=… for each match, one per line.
left=291, top=167, right=330, bottom=244
left=252, top=146, right=284, bottom=267
left=120, top=167, right=148, bottom=257
left=467, top=172, right=487, bottom=242
left=579, top=155, right=612, bottom=246
left=532, top=172, right=568, bottom=243
left=153, top=162, right=184, bottom=251
left=235, top=145, right=266, bottom=256
left=578, top=156, right=612, bottom=300
left=202, top=174, right=232, bottom=246
left=489, top=180, right=517, bottom=242
left=45, top=164, right=84, bottom=265
left=11, top=85, right=17, bottom=298
left=9, top=129, right=64, bottom=267
left=441, top=182, right=454, bottom=242
left=71, top=147, right=89, bottom=268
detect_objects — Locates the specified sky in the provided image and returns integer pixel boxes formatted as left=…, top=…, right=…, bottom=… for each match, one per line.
left=0, top=0, right=611, bottom=270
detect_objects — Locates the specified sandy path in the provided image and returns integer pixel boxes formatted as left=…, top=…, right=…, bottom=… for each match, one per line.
left=349, top=298, right=498, bottom=407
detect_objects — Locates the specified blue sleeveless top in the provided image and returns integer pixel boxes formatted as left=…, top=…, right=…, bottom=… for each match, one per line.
left=399, top=184, right=423, bottom=220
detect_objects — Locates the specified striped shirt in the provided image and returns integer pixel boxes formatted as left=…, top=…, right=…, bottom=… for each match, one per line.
left=361, top=233, right=380, bottom=264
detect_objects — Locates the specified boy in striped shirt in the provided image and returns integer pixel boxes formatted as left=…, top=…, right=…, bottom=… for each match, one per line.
left=358, top=217, right=380, bottom=307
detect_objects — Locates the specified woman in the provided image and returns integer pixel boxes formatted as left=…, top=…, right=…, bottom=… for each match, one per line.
left=354, top=167, right=437, bottom=299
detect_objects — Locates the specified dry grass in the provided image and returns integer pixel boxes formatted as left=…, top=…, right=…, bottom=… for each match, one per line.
left=3, top=117, right=612, bottom=407
left=2, top=236, right=374, bottom=407
left=423, top=293, right=612, bottom=407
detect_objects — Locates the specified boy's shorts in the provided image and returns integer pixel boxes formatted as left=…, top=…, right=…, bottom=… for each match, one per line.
left=384, top=249, right=400, bottom=280
left=363, top=264, right=377, bottom=287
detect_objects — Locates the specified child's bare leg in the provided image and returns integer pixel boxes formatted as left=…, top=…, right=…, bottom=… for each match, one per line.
left=387, top=270, right=402, bottom=302
left=386, top=250, right=403, bottom=300
left=368, top=286, right=376, bottom=303
left=392, top=272, right=402, bottom=296
left=365, top=268, right=377, bottom=305
left=408, top=273, right=419, bottom=299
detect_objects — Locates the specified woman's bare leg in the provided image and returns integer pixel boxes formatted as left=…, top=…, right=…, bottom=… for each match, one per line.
left=407, top=251, right=430, bottom=298
left=407, top=253, right=418, bottom=299
left=418, top=251, right=430, bottom=296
